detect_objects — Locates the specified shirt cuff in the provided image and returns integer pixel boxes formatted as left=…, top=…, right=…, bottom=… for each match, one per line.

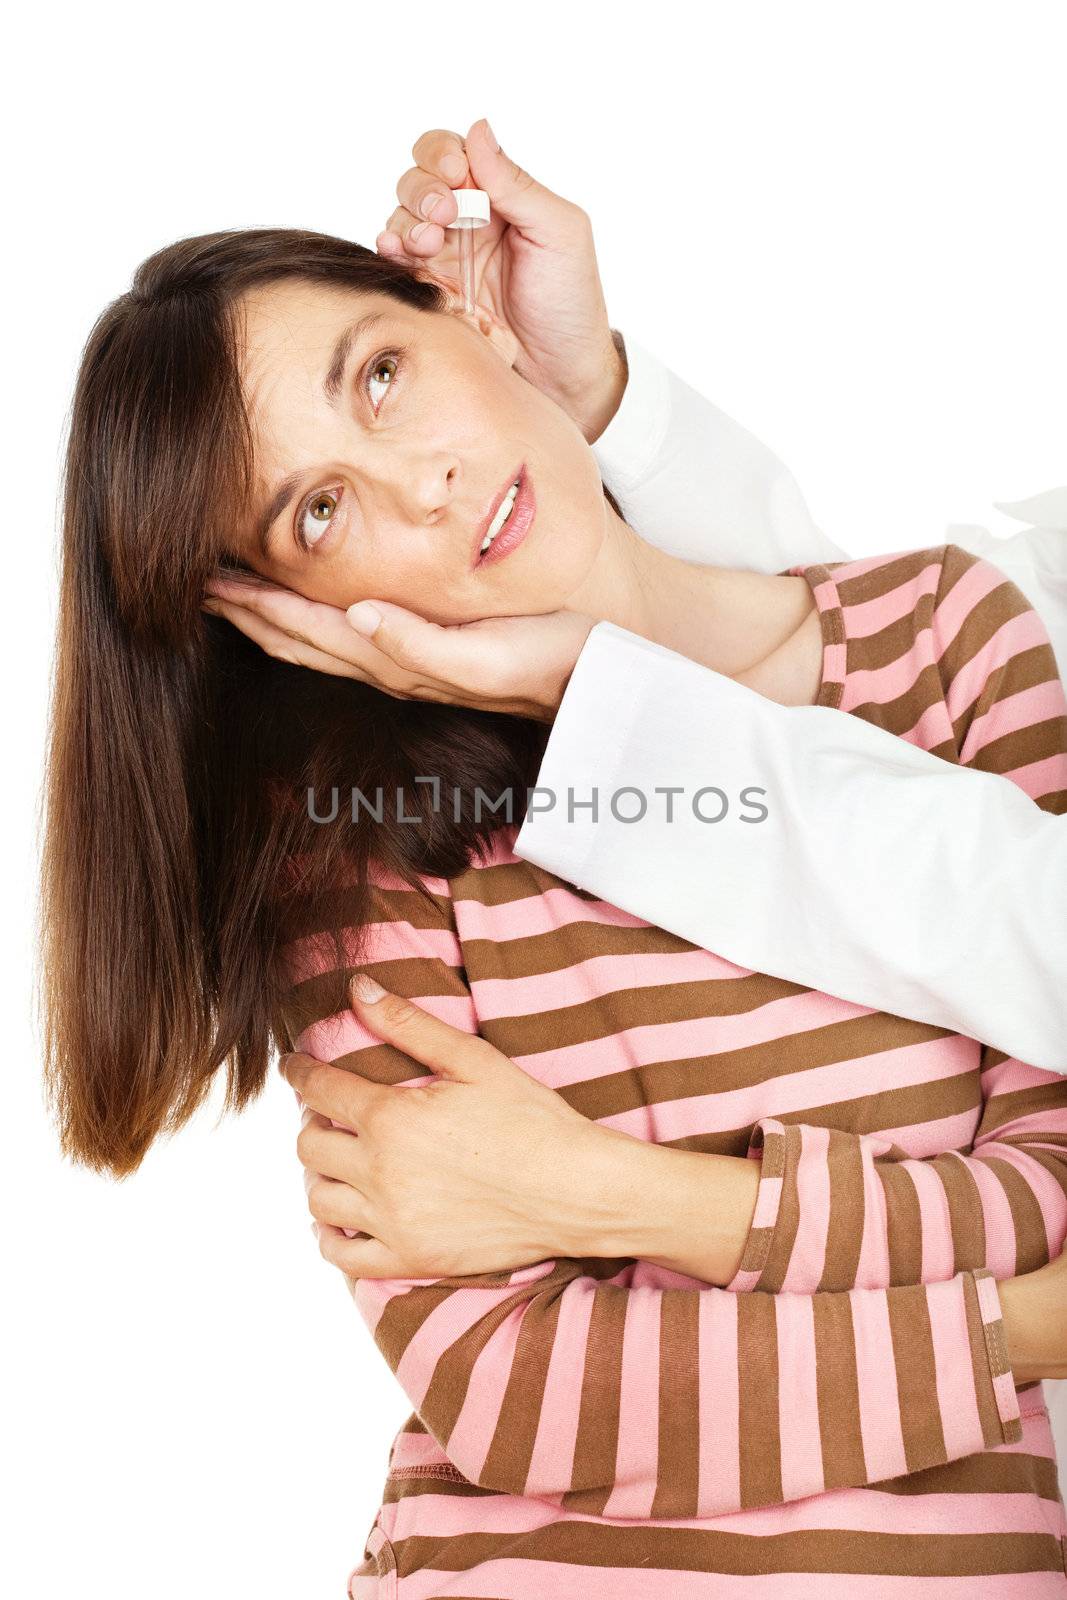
left=591, top=330, right=672, bottom=493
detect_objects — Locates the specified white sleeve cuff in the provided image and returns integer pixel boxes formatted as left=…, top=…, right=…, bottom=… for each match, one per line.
left=590, top=332, right=672, bottom=494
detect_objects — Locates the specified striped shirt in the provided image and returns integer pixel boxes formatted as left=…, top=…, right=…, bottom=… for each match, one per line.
left=280, top=543, right=1067, bottom=1595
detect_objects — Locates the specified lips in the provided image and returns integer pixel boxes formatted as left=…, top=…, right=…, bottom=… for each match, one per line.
left=471, top=464, right=525, bottom=568
left=472, top=465, right=536, bottom=569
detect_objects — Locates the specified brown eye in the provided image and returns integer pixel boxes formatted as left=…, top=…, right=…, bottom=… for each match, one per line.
left=366, top=352, right=401, bottom=411
left=298, top=489, right=340, bottom=551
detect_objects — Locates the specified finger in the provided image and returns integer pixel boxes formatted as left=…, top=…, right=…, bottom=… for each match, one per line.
left=344, top=598, right=487, bottom=688
left=305, top=1170, right=372, bottom=1232
left=380, top=202, right=448, bottom=258
left=297, top=1122, right=372, bottom=1188
left=347, top=976, right=490, bottom=1083
left=282, top=1051, right=389, bottom=1123
left=410, top=127, right=470, bottom=187
left=393, top=169, right=458, bottom=231
left=459, top=118, right=586, bottom=246
left=204, top=581, right=410, bottom=686
left=202, top=597, right=374, bottom=681
left=314, top=1224, right=408, bottom=1281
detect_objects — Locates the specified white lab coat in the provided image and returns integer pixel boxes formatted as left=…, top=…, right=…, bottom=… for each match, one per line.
left=514, top=332, right=1067, bottom=1071
left=513, top=330, right=1067, bottom=1481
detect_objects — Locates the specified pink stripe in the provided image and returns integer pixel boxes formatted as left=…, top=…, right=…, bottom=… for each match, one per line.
left=903, top=1159, right=957, bottom=1283
left=387, top=1430, right=454, bottom=1471
left=925, top=1275, right=985, bottom=1462
left=283, top=917, right=461, bottom=984
left=597, top=1042, right=976, bottom=1145
left=775, top=1294, right=824, bottom=1501
left=293, top=986, right=478, bottom=1067
left=383, top=1480, right=1063, bottom=1541
left=855, top=1137, right=893, bottom=1290
left=504, top=991, right=891, bottom=1094
left=697, top=1290, right=740, bottom=1513
left=980, top=1054, right=1054, bottom=1101
left=960, top=680, right=1067, bottom=762
left=446, top=1297, right=528, bottom=1482
left=376, top=1264, right=559, bottom=1408
left=900, top=696, right=956, bottom=750
left=525, top=1275, right=598, bottom=1494
left=1005, top=751, right=1067, bottom=801
left=875, top=1107, right=982, bottom=1158
left=750, top=1170, right=784, bottom=1232
left=984, top=1146, right=1066, bottom=1257
left=824, top=548, right=920, bottom=581
left=944, top=609, right=1053, bottom=721
left=602, top=1287, right=662, bottom=1518
left=848, top=1288, right=909, bottom=1482
left=840, top=651, right=932, bottom=716
left=471, top=947, right=762, bottom=1021
left=390, top=1564, right=1067, bottom=1600
left=454, top=882, right=671, bottom=942
left=841, top=559, right=941, bottom=637
left=932, top=554, right=1008, bottom=654
left=974, top=1269, right=1004, bottom=1326
left=959, top=1152, right=1019, bottom=1278
left=782, top=1124, right=832, bottom=1292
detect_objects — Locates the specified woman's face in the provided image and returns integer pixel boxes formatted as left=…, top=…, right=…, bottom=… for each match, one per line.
left=231, top=278, right=611, bottom=623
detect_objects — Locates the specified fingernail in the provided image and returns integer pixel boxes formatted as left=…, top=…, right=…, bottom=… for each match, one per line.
left=442, top=153, right=466, bottom=183
left=420, top=191, right=446, bottom=220
left=346, top=601, right=381, bottom=637
left=351, top=972, right=386, bottom=1003
left=410, top=221, right=428, bottom=242
left=483, top=121, right=499, bottom=152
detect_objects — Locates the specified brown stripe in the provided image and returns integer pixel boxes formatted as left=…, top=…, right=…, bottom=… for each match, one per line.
left=561, top=1279, right=628, bottom=1514
left=935, top=1153, right=986, bottom=1272
left=558, top=1014, right=955, bottom=1120
left=651, top=1289, right=701, bottom=1518
left=979, top=1154, right=1050, bottom=1276
left=976, top=1080, right=1067, bottom=1135
left=818, top=1128, right=867, bottom=1292
left=812, top=1291, right=867, bottom=1489
left=382, top=1441, right=1062, bottom=1505
left=481, top=1281, right=568, bottom=1493
left=880, top=1163, right=924, bottom=1287
left=971, top=712, right=1067, bottom=780
left=886, top=1281, right=948, bottom=1473
left=391, top=1523, right=1064, bottom=1579
left=750, top=1125, right=800, bottom=1290
left=833, top=545, right=944, bottom=607
left=936, top=567, right=1029, bottom=707
left=848, top=614, right=941, bottom=679
left=737, top=1291, right=782, bottom=1508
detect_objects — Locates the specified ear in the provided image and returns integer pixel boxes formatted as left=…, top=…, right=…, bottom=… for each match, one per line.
left=412, top=266, right=522, bottom=370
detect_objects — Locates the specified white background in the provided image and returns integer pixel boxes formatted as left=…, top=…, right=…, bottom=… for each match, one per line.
left=5, top=2, right=1066, bottom=1595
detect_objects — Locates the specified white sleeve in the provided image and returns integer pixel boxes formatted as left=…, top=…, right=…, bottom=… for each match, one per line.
left=514, top=621, right=1067, bottom=1073
left=514, top=337, right=1067, bottom=1069
left=591, top=331, right=851, bottom=571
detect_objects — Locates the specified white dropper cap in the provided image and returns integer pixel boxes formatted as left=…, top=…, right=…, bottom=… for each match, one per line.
left=445, top=186, right=491, bottom=316
left=445, top=187, right=491, bottom=230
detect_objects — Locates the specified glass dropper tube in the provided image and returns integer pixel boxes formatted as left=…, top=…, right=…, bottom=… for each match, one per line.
left=446, top=187, right=491, bottom=316
left=457, top=222, right=477, bottom=317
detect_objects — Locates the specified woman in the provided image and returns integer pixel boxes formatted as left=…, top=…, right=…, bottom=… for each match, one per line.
left=40, top=222, right=1067, bottom=1591
left=207, top=121, right=1067, bottom=1072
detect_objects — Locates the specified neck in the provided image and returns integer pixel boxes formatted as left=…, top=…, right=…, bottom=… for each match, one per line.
left=566, top=505, right=812, bottom=680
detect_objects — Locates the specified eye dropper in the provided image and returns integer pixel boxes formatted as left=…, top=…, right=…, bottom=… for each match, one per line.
left=446, top=179, right=490, bottom=316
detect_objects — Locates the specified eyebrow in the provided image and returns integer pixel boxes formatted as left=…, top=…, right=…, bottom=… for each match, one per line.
left=253, top=309, right=389, bottom=558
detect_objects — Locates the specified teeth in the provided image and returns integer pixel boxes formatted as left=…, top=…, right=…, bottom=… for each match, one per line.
left=480, top=481, right=520, bottom=553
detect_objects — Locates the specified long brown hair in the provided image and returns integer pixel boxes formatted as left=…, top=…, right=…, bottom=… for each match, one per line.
left=39, top=227, right=625, bottom=1178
